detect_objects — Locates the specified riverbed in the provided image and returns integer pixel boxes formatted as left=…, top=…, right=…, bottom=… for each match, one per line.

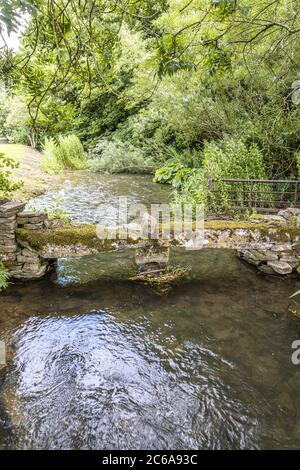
left=1, top=172, right=300, bottom=450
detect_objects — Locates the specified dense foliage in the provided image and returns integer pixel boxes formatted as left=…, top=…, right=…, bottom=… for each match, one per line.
left=0, top=0, right=300, bottom=206
left=42, top=135, right=87, bottom=174
left=173, top=138, right=269, bottom=212
left=0, top=151, right=21, bottom=196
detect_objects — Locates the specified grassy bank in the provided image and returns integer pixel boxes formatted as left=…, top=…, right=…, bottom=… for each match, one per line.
left=0, top=144, right=60, bottom=200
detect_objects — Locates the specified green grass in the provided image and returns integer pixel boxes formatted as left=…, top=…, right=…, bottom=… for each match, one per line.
left=0, top=144, right=26, bottom=162
left=42, top=135, right=87, bottom=174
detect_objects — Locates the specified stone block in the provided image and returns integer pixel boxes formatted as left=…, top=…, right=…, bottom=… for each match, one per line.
left=0, top=245, right=17, bottom=253
left=0, top=253, right=17, bottom=262
left=0, top=237, right=16, bottom=245
left=0, top=215, right=16, bottom=225
left=251, top=214, right=286, bottom=225
left=278, top=208, right=300, bottom=221
left=267, top=260, right=293, bottom=275
left=22, top=262, right=42, bottom=272
left=17, top=214, right=46, bottom=225
left=17, top=210, right=44, bottom=218
left=0, top=211, right=18, bottom=218
left=0, top=201, right=25, bottom=214
left=0, top=221, right=17, bottom=231
left=15, top=262, right=48, bottom=279
left=17, top=253, right=40, bottom=263
left=279, top=256, right=300, bottom=269
left=44, top=218, right=62, bottom=229
left=21, top=247, right=38, bottom=257
left=239, top=249, right=278, bottom=263
left=23, top=222, right=45, bottom=230
left=258, top=264, right=276, bottom=275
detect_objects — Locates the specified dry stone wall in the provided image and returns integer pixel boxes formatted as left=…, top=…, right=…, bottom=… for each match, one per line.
left=238, top=208, right=300, bottom=275
left=0, top=201, right=61, bottom=280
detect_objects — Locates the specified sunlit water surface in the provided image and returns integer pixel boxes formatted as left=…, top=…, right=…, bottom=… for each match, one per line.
left=0, top=173, right=300, bottom=450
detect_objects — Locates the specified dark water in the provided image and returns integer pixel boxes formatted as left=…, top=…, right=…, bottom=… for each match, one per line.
left=1, top=173, right=300, bottom=450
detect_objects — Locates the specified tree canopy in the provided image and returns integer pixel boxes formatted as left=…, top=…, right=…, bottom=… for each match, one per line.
left=0, top=1, right=300, bottom=177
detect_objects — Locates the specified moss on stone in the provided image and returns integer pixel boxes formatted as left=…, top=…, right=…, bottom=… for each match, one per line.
left=15, top=220, right=300, bottom=254
left=16, top=225, right=148, bottom=252
left=205, top=220, right=300, bottom=238
left=249, top=213, right=265, bottom=219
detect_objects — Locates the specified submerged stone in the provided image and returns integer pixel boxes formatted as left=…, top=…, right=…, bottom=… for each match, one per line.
left=267, top=260, right=293, bottom=275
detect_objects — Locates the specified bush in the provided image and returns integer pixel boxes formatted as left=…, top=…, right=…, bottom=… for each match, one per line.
left=0, top=152, right=21, bottom=197
left=42, top=135, right=87, bottom=174
left=153, top=161, right=194, bottom=189
left=88, top=139, right=157, bottom=174
left=57, top=135, right=87, bottom=169
left=203, top=137, right=266, bottom=180
left=42, top=137, right=62, bottom=174
left=0, top=262, right=9, bottom=292
left=173, top=137, right=269, bottom=213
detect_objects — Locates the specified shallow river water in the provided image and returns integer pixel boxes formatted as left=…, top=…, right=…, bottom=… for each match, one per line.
left=1, top=173, right=300, bottom=450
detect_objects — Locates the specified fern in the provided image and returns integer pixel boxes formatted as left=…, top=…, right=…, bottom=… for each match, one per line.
left=0, top=262, right=10, bottom=291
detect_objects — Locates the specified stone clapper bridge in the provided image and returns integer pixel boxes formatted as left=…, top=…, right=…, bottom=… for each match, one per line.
left=1, top=201, right=300, bottom=281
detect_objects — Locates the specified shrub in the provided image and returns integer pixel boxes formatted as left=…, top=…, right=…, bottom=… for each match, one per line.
left=42, top=135, right=87, bottom=174
left=0, top=152, right=21, bottom=197
left=174, top=169, right=208, bottom=206
left=88, top=139, right=157, bottom=174
left=153, top=161, right=194, bottom=189
left=57, top=135, right=87, bottom=170
left=42, top=137, right=62, bottom=174
left=202, top=138, right=267, bottom=182
left=173, top=137, right=269, bottom=213
left=0, top=262, right=9, bottom=292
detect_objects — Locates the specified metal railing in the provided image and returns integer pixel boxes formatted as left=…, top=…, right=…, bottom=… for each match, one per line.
left=208, top=178, right=300, bottom=212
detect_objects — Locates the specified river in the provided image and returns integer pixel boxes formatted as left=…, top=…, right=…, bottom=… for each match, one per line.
left=0, top=172, right=300, bottom=450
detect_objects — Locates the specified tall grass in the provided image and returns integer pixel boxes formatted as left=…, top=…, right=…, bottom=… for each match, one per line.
left=42, top=135, right=87, bottom=174
left=88, top=139, right=158, bottom=174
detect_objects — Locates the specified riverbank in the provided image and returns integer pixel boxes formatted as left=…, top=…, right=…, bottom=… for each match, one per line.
left=0, top=144, right=60, bottom=201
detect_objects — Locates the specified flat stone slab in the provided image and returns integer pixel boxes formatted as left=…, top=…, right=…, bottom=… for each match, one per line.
left=0, top=201, right=25, bottom=214
left=17, top=214, right=46, bottom=224
left=267, top=260, right=293, bottom=275
left=22, top=222, right=45, bottom=230
left=0, top=211, right=18, bottom=218
left=17, top=211, right=45, bottom=217
left=0, top=216, right=16, bottom=224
